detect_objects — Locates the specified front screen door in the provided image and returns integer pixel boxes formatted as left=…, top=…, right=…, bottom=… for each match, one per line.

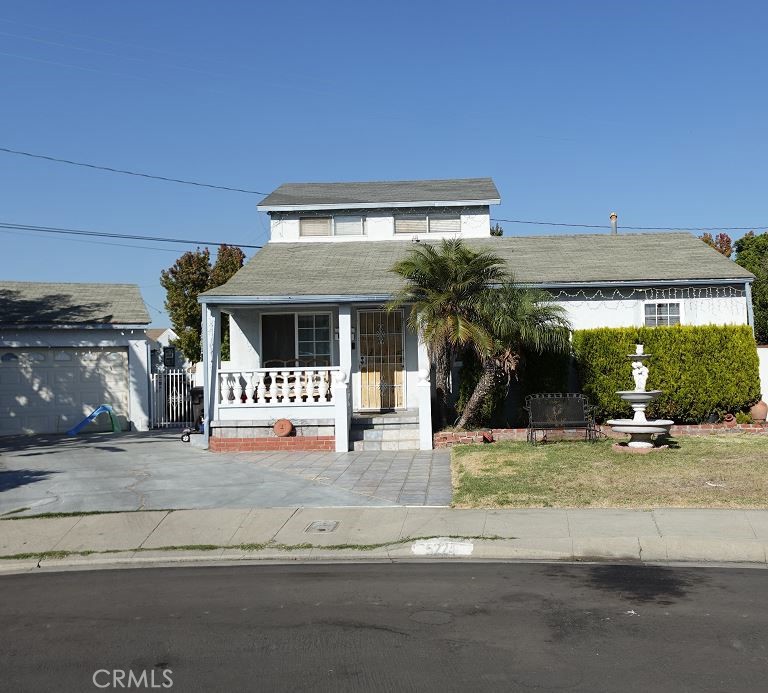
left=358, top=310, right=405, bottom=410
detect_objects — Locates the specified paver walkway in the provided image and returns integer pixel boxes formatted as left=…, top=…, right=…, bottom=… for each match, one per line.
left=236, top=450, right=452, bottom=505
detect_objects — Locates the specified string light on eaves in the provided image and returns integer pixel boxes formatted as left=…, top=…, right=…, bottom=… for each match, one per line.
left=546, top=286, right=745, bottom=301
left=492, top=218, right=768, bottom=232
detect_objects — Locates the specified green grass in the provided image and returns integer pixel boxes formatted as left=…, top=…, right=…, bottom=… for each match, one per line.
left=0, top=509, right=161, bottom=521
left=452, top=435, right=768, bottom=509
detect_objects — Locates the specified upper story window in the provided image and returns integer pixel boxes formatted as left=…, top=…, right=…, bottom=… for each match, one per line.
left=394, top=213, right=460, bottom=234
left=299, top=215, right=365, bottom=237
left=645, top=302, right=680, bottom=327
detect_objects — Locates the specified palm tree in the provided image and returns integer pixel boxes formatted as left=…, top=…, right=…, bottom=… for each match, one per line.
left=455, top=283, right=572, bottom=429
left=388, top=239, right=507, bottom=428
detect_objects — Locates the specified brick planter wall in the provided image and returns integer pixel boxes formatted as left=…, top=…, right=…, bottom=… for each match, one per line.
left=434, top=422, right=768, bottom=448
left=209, top=436, right=335, bottom=452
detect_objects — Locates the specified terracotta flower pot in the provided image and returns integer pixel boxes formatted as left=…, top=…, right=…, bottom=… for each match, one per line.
left=723, top=413, right=737, bottom=427
left=750, top=400, right=768, bottom=423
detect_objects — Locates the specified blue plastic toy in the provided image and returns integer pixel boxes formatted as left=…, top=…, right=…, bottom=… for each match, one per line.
left=66, top=404, right=121, bottom=436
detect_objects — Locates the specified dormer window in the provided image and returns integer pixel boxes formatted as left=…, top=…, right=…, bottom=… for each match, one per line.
left=394, top=213, right=460, bottom=234
left=299, top=215, right=365, bottom=237
left=300, top=217, right=332, bottom=236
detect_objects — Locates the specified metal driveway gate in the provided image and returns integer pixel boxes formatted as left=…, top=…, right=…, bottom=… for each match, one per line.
left=150, top=368, right=194, bottom=428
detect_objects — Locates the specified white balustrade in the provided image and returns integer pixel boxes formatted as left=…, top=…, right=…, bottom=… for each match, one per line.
left=217, top=367, right=338, bottom=407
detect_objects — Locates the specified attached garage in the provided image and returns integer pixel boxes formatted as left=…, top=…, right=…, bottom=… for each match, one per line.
left=0, top=282, right=151, bottom=436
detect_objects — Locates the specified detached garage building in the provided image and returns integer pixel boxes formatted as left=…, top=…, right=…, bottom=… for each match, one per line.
left=0, top=282, right=151, bottom=435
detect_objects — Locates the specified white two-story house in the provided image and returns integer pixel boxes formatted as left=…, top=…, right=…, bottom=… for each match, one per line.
left=199, top=177, right=755, bottom=452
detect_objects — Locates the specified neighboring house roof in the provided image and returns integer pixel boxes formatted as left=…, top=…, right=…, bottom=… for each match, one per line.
left=201, top=233, right=754, bottom=300
left=0, top=281, right=150, bottom=325
left=257, top=178, right=501, bottom=211
left=146, top=328, right=167, bottom=341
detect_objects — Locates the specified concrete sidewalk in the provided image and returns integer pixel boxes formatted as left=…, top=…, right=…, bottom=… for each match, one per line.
left=2, top=506, right=768, bottom=572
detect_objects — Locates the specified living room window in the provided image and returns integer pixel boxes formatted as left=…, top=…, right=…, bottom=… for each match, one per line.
left=394, top=213, right=460, bottom=234
left=261, top=313, right=332, bottom=367
left=644, top=302, right=681, bottom=327
left=298, top=314, right=331, bottom=364
left=299, top=215, right=365, bottom=237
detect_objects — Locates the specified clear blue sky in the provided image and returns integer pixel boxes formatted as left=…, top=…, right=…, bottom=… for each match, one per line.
left=1, top=1, right=766, bottom=326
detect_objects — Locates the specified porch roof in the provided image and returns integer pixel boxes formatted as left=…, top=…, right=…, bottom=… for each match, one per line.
left=200, top=233, right=754, bottom=300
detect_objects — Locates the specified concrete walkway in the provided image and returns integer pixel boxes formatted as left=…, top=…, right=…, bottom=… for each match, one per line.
left=0, top=432, right=451, bottom=515
left=2, top=507, right=768, bottom=572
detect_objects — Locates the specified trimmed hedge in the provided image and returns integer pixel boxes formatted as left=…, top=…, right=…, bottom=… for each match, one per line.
left=572, top=325, right=761, bottom=423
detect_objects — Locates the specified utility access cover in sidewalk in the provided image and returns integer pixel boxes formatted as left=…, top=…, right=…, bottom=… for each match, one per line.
left=305, top=521, right=339, bottom=534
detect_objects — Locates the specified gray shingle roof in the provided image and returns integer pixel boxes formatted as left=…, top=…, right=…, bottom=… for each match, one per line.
left=202, top=233, right=754, bottom=300
left=257, top=178, right=500, bottom=209
left=0, top=282, right=150, bottom=325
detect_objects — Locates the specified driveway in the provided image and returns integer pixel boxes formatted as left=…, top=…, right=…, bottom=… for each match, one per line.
left=0, top=432, right=452, bottom=516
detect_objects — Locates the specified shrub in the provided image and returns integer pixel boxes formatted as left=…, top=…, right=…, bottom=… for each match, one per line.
left=572, top=325, right=761, bottom=423
left=455, top=349, right=507, bottom=427
left=456, top=348, right=570, bottom=427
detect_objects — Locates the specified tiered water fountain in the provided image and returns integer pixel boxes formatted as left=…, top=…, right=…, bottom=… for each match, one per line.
left=607, top=344, right=673, bottom=450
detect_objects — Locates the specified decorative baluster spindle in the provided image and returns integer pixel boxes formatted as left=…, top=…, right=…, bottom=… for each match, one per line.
left=245, top=372, right=255, bottom=404
left=281, top=370, right=291, bottom=402
left=256, top=373, right=266, bottom=404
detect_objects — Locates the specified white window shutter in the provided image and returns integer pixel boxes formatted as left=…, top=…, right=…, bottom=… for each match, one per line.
left=334, top=215, right=364, bottom=235
left=394, top=216, right=428, bottom=234
left=300, top=217, right=332, bottom=236
left=429, top=214, right=461, bottom=233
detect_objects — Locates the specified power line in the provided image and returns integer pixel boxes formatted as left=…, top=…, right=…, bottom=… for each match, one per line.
left=0, top=221, right=262, bottom=249
left=0, top=227, right=182, bottom=253
left=491, top=217, right=768, bottom=232
left=3, top=143, right=766, bottom=231
left=0, top=146, right=268, bottom=195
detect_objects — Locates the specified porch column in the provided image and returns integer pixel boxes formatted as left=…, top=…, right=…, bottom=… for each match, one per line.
left=335, top=305, right=353, bottom=452
left=202, top=303, right=221, bottom=449
left=417, top=331, right=433, bottom=450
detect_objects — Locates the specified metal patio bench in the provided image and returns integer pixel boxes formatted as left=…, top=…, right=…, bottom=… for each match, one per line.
left=525, top=393, right=599, bottom=445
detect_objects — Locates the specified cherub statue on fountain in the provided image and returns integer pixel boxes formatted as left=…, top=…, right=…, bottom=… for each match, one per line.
left=631, top=360, right=648, bottom=392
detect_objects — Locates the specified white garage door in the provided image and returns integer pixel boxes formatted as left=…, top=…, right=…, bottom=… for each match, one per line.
left=0, top=347, right=130, bottom=435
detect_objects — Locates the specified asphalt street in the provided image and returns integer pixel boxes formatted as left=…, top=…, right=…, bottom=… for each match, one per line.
left=2, top=563, right=767, bottom=692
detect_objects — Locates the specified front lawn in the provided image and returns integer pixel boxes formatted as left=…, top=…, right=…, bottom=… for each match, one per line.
left=451, top=435, right=768, bottom=509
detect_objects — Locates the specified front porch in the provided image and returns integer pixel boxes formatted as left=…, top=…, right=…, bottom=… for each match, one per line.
left=200, top=302, right=433, bottom=451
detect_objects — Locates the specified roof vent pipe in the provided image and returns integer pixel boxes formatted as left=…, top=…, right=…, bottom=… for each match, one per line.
left=609, top=212, right=618, bottom=235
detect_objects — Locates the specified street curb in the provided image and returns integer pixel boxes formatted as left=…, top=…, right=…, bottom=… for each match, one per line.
left=1, top=536, right=767, bottom=574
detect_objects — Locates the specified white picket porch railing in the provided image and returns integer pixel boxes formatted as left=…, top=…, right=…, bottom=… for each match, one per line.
left=217, top=367, right=339, bottom=407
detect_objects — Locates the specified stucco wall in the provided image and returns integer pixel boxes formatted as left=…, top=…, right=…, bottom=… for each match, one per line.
left=555, top=292, right=747, bottom=331
left=269, top=207, right=491, bottom=243
left=758, top=346, right=768, bottom=401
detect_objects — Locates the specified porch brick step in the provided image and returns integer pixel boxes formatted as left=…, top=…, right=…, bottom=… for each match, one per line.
left=352, top=410, right=419, bottom=426
left=350, top=428, right=421, bottom=442
left=351, top=422, right=420, bottom=434
left=352, top=439, right=421, bottom=451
